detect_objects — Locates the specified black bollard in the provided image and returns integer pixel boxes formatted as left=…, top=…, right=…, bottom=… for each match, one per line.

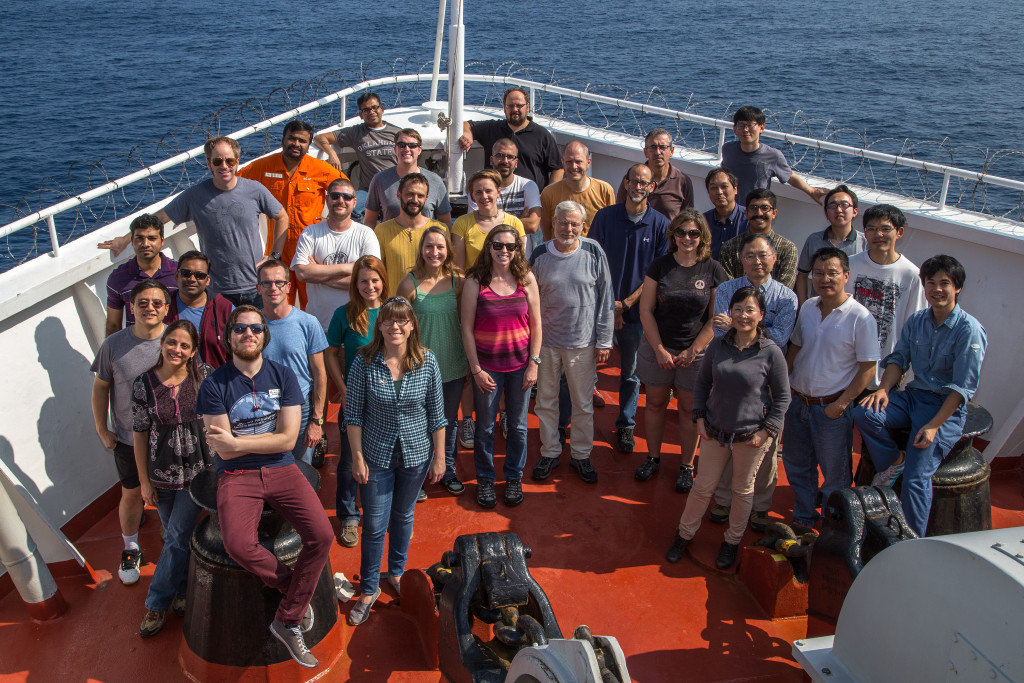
left=926, top=403, right=993, bottom=536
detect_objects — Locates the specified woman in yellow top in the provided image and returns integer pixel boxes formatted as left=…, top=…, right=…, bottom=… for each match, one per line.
left=452, top=170, right=525, bottom=270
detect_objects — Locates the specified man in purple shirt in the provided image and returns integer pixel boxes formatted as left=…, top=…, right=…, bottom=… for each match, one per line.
left=104, top=214, right=177, bottom=336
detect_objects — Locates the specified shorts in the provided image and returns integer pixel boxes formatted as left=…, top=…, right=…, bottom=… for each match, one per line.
left=636, top=338, right=702, bottom=392
left=113, top=441, right=141, bottom=489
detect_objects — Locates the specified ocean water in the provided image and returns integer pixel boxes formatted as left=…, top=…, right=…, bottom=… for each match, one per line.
left=1, top=0, right=1022, bottom=264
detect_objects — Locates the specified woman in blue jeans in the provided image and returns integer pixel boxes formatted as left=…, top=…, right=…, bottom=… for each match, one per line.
left=131, top=320, right=212, bottom=637
left=325, top=255, right=388, bottom=548
left=344, top=296, right=446, bottom=625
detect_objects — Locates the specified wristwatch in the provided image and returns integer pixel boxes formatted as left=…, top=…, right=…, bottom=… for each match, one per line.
left=312, top=416, right=325, bottom=426
left=270, top=251, right=282, bottom=260
left=529, top=355, right=542, bottom=366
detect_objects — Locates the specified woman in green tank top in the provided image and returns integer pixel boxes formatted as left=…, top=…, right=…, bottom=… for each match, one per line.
left=397, top=227, right=469, bottom=495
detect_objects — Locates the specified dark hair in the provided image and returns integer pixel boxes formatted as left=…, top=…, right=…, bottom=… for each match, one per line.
left=824, top=184, right=859, bottom=210
left=733, top=105, right=766, bottom=126
left=130, top=213, right=164, bottom=238
left=177, top=250, right=209, bottom=268
left=225, top=305, right=271, bottom=351
left=356, top=92, right=381, bottom=109
left=811, top=247, right=850, bottom=273
left=502, top=87, right=529, bottom=105
left=491, top=137, right=518, bottom=154
left=728, top=285, right=768, bottom=338
left=466, top=225, right=531, bottom=288
left=739, top=231, right=776, bottom=254
left=705, top=166, right=738, bottom=192
left=745, top=188, right=777, bottom=209
left=130, top=279, right=170, bottom=305
left=150, top=320, right=202, bottom=385
left=348, top=255, right=389, bottom=336
left=327, top=177, right=355, bottom=194
left=862, top=203, right=907, bottom=231
left=468, top=169, right=502, bottom=196
left=282, top=120, right=313, bottom=140
left=257, top=259, right=289, bottom=281
left=644, top=128, right=672, bottom=145
left=359, top=297, right=425, bottom=373
left=398, top=172, right=429, bottom=194
left=396, top=128, right=422, bottom=145
left=919, top=255, right=965, bottom=291
left=667, top=209, right=711, bottom=261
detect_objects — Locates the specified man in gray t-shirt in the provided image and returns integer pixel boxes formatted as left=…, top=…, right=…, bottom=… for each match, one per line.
left=313, top=92, right=399, bottom=191
left=90, top=279, right=167, bottom=585
left=362, top=128, right=452, bottom=227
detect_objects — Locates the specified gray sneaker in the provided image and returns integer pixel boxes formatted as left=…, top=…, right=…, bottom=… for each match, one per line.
left=459, top=418, right=475, bottom=449
left=270, top=620, right=318, bottom=668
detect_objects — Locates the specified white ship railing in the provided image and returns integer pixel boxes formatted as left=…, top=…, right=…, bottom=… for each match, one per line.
left=3, top=70, right=1024, bottom=261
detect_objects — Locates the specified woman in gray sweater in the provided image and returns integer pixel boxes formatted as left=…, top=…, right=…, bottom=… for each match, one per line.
left=665, top=286, right=791, bottom=570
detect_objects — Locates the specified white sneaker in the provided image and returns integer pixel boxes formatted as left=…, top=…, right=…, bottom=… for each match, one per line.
left=118, top=548, right=142, bottom=585
left=872, top=458, right=905, bottom=487
left=459, top=418, right=475, bottom=449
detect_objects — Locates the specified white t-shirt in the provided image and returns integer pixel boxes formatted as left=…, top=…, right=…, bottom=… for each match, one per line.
left=291, top=221, right=381, bottom=330
left=468, top=174, right=541, bottom=216
left=789, top=295, right=880, bottom=396
left=846, top=252, right=927, bottom=387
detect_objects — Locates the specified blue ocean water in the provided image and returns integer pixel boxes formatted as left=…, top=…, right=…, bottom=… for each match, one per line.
left=1, top=0, right=1022, bottom=263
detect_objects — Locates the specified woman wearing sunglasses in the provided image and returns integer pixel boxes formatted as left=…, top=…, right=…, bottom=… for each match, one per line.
left=461, top=226, right=542, bottom=508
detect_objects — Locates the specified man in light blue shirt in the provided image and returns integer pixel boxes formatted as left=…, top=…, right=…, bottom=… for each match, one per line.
left=854, top=255, right=987, bottom=537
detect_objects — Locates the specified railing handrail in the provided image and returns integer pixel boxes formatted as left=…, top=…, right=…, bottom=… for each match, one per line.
left=4, top=70, right=1023, bottom=244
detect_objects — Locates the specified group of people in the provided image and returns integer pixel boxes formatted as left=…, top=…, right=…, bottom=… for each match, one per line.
left=91, top=89, right=987, bottom=667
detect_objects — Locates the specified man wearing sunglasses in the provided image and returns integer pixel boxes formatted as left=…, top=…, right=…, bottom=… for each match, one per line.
left=291, top=178, right=381, bottom=331
left=104, top=213, right=178, bottom=337
left=165, top=250, right=234, bottom=368
left=239, top=121, right=345, bottom=307
left=718, top=189, right=799, bottom=289
left=363, top=129, right=452, bottom=228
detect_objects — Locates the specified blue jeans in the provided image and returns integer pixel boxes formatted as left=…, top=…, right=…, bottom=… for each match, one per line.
left=853, top=390, right=966, bottom=537
left=441, top=378, right=464, bottom=481
left=335, top=408, right=360, bottom=525
left=358, top=458, right=430, bottom=596
left=145, top=487, right=203, bottom=611
left=292, top=395, right=314, bottom=465
left=781, top=400, right=853, bottom=526
left=221, top=289, right=261, bottom=308
left=614, top=321, right=643, bottom=429
left=472, top=365, right=530, bottom=483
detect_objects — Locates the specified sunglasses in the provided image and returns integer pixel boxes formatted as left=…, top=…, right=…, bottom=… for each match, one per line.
left=231, top=323, right=265, bottom=335
left=675, top=229, right=702, bottom=239
left=134, top=298, right=166, bottom=310
left=210, top=157, right=238, bottom=167
left=328, top=191, right=356, bottom=201
left=178, top=268, right=208, bottom=280
left=491, top=242, right=517, bottom=252
left=395, top=141, right=421, bottom=149
left=259, top=280, right=289, bottom=289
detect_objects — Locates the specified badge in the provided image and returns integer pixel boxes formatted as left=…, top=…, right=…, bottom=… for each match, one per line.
left=695, top=279, right=706, bottom=290
left=269, top=388, right=281, bottom=398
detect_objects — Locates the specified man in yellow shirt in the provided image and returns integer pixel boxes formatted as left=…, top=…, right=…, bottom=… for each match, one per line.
left=539, top=141, right=615, bottom=241
left=375, top=173, right=448, bottom=293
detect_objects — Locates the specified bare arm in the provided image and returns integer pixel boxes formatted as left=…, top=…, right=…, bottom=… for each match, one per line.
left=203, top=406, right=301, bottom=459
left=270, top=209, right=289, bottom=255
left=548, top=169, right=564, bottom=184
left=519, top=206, right=540, bottom=234
left=824, top=360, right=877, bottom=419
left=795, top=271, right=809, bottom=306
left=914, top=391, right=965, bottom=448
left=133, top=431, right=156, bottom=507
left=348, top=424, right=368, bottom=483
left=522, top=276, right=543, bottom=387
left=452, top=233, right=467, bottom=272
left=313, top=132, right=341, bottom=170
left=786, top=343, right=801, bottom=375
left=396, top=275, right=417, bottom=303
left=323, top=345, right=347, bottom=408
left=458, top=122, right=473, bottom=151
left=638, top=276, right=674, bottom=370
left=788, top=173, right=826, bottom=204
left=91, top=377, right=117, bottom=449
left=363, top=208, right=380, bottom=227
left=305, top=352, right=327, bottom=447
left=293, top=261, right=356, bottom=288
left=104, top=306, right=123, bottom=337
left=679, top=289, right=717, bottom=366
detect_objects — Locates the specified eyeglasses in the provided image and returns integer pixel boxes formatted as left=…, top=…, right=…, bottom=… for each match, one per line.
left=210, top=157, right=238, bottom=167
left=395, top=141, right=421, bottom=149
left=627, top=177, right=654, bottom=187
left=734, top=123, right=762, bottom=132
left=556, top=220, right=585, bottom=230
left=359, top=104, right=383, bottom=114
left=741, top=252, right=773, bottom=262
left=231, top=323, right=265, bottom=335
left=675, top=229, right=702, bottom=239
left=812, top=270, right=844, bottom=280
left=645, top=144, right=672, bottom=152
left=134, top=298, right=166, bottom=310
left=826, top=201, right=854, bottom=211
left=491, top=242, right=518, bottom=252
left=328, top=191, right=356, bottom=201
left=747, top=204, right=775, bottom=214
left=864, top=225, right=897, bottom=234
left=259, top=280, right=289, bottom=289
left=492, top=153, right=518, bottom=161
left=505, top=102, right=528, bottom=110
left=382, top=318, right=411, bottom=327
left=178, top=268, right=208, bottom=280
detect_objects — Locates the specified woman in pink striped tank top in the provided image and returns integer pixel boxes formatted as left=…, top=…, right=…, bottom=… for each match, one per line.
left=461, top=225, right=542, bottom=509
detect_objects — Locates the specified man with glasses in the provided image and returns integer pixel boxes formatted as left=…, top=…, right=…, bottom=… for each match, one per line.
left=197, top=305, right=333, bottom=668
left=721, top=105, right=826, bottom=206
left=104, top=213, right=178, bottom=336
left=718, top=189, right=799, bottom=288
left=470, top=138, right=543, bottom=251
left=292, top=178, right=381, bottom=331
left=615, top=129, right=693, bottom=221
left=166, top=250, right=234, bottom=368
left=702, top=167, right=749, bottom=260
left=588, top=164, right=670, bottom=453
left=459, top=86, right=563, bottom=190
left=91, top=279, right=170, bottom=584
left=257, top=260, right=329, bottom=466
left=364, top=128, right=452, bottom=228
left=795, top=184, right=868, bottom=304
left=238, top=121, right=344, bottom=307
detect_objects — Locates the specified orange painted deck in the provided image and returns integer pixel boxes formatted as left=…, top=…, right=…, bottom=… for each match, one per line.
left=2, top=366, right=1022, bottom=683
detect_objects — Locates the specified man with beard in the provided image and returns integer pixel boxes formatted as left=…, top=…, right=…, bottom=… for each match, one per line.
left=376, top=173, right=450, bottom=293
left=458, top=86, right=563, bottom=190
left=363, top=129, right=452, bottom=227
left=292, top=178, right=381, bottom=331
left=615, top=129, right=694, bottom=221
left=166, top=250, right=234, bottom=368
left=469, top=138, right=542, bottom=251
left=238, top=120, right=344, bottom=306
left=718, top=189, right=799, bottom=289
left=196, top=305, right=333, bottom=668
left=588, top=164, right=670, bottom=452
left=539, top=141, right=615, bottom=241
left=104, top=213, right=178, bottom=336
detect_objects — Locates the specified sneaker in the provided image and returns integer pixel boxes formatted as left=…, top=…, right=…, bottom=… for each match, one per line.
left=504, top=479, right=524, bottom=507
left=417, top=488, right=428, bottom=503
left=749, top=511, right=771, bottom=532
left=592, top=388, right=607, bottom=408
left=170, top=595, right=186, bottom=618
left=270, top=620, right=318, bottom=668
left=666, top=534, right=690, bottom=563
left=458, top=418, right=475, bottom=449
left=443, top=478, right=466, bottom=496
left=339, top=524, right=359, bottom=548
left=715, top=542, right=740, bottom=570
left=387, top=574, right=402, bottom=596
left=871, top=458, right=906, bottom=488
left=675, top=464, right=694, bottom=493
left=532, top=456, right=561, bottom=481
left=477, top=481, right=497, bottom=508
left=139, top=609, right=166, bottom=637
left=708, top=504, right=730, bottom=524
left=570, top=458, right=598, bottom=484
left=499, top=410, right=508, bottom=439
left=634, top=457, right=660, bottom=481
left=348, top=587, right=382, bottom=626
left=300, top=602, right=315, bottom=633
left=616, top=427, right=635, bottom=453
left=119, top=548, right=142, bottom=585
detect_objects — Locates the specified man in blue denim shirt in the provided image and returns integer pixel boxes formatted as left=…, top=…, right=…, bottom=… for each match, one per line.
left=854, top=255, right=987, bottom=537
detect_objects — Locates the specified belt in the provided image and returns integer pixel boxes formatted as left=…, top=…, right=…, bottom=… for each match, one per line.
left=705, top=421, right=760, bottom=446
left=793, top=390, right=844, bottom=406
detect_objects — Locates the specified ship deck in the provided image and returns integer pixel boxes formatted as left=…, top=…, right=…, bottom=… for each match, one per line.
left=2, top=361, right=1023, bottom=683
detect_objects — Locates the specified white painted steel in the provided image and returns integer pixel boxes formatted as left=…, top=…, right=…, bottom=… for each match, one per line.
left=429, top=0, right=447, bottom=104
left=0, top=465, right=61, bottom=606
left=506, top=636, right=629, bottom=682
left=446, top=0, right=465, bottom=195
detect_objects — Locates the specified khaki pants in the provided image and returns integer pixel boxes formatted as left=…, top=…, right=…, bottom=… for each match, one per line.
left=713, top=437, right=779, bottom=512
left=535, top=345, right=595, bottom=460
